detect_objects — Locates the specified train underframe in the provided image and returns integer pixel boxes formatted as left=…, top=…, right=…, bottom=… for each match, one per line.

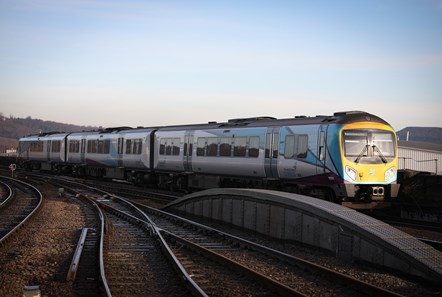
left=20, top=160, right=398, bottom=209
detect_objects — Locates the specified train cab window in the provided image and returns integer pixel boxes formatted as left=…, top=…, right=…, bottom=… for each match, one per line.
left=51, top=141, right=61, bottom=153
left=197, top=138, right=206, bottom=156
left=219, top=137, right=232, bottom=157
left=233, top=137, right=247, bottom=157
left=248, top=136, right=259, bottom=157
left=343, top=130, right=395, bottom=164
left=207, top=137, right=218, bottom=156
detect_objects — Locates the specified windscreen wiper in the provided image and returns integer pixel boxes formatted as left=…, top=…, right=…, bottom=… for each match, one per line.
left=354, top=145, right=369, bottom=164
left=372, top=144, right=388, bottom=163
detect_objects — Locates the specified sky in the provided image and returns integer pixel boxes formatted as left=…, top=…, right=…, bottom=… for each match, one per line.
left=0, top=0, right=441, bottom=131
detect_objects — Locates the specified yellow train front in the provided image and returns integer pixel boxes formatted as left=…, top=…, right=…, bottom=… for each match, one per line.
left=338, top=120, right=399, bottom=209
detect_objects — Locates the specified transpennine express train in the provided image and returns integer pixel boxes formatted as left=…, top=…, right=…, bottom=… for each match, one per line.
left=18, top=111, right=400, bottom=209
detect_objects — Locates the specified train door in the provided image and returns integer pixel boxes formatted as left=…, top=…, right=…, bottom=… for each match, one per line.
left=80, top=139, right=86, bottom=163
left=117, top=137, right=124, bottom=167
left=317, top=125, right=327, bottom=174
left=183, top=131, right=194, bottom=172
left=46, top=140, right=51, bottom=161
left=264, top=128, right=280, bottom=178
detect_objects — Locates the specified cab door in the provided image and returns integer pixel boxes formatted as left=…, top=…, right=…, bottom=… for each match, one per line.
left=264, top=128, right=280, bottom=178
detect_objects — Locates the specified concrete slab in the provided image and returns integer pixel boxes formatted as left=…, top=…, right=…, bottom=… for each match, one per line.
left=163, top=188, right=442, bottom=283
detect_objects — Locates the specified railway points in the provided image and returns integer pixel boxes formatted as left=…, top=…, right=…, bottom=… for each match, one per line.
left=0, top=171, right=440, bottom=296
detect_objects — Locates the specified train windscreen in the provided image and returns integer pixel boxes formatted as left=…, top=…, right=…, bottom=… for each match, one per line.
left=343, top=130, right=396, bottom=164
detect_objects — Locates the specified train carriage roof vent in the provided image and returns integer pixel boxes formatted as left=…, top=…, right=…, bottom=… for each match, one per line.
left=227, top=116, right=276, bottom=123
left=333, top=111, right=366, bottom=117
left=100, top=126, right=133, bottom=133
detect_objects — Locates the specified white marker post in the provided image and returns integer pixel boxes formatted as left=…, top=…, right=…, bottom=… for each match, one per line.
left=9, top=163, right=16, bottom=178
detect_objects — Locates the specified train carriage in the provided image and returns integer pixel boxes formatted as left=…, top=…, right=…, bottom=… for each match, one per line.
left=18, top=132, right=69, bottom=171
left=18, top=111, right=400, bottom=209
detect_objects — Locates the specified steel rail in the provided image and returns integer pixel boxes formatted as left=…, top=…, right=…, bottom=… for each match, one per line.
left=63, top=190, right=112, bottom=297
left=134, top=202, right=406, bottom=297
left=72, top=188, right=207, bottom=297
left=0, top=179, right=13, bottom=207
left=0, top=176, right=43, bottom=245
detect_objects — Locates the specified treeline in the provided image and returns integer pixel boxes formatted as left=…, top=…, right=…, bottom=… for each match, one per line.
left=0, top=113, right=98, bottom=151
left=0, top=113, right=97, bottom=140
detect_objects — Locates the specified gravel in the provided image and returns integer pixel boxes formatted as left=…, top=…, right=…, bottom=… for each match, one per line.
left=0, top=182, right=86, bottom=297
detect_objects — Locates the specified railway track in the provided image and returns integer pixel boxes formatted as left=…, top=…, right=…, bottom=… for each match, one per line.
left=65, top=185, right=199, bottom=297
left=0, top=176, right=43, bottom=245
left=48, top=176, right=429, bottom=296
left=11, top=173, right=437, bottom=296
left=136, top=201, right=408, bottom=297
left=51, top=175, right=405, bottom=296
left=67, top=197, right=105, bottom=296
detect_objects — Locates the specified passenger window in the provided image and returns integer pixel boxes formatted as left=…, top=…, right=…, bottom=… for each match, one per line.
left=159, top=138, right=166, bottom=155
left=219, top=137, right=231, bottom=157
left=165, top=139, right=172, bottom=155
left=284, top=134, right=308, bottom=159
left=133, top=139, right=142, bottom=155
left=30, top=141, right=44, bottom=152
left=172, top=138, right=180, bottom=155
left=234, top=137, right=247, bottom=157
left=69, top=140, right=79, bottom=153
left=248, top=136, right=259, bottom=157
left=52, top=141, right=61, bottom=153
left=126, top=139, right=132, bottom=154
left=297, top=135, right=308, bottom=158
left=284, top=135, right=295, bottom=158
left=196, top=138, right=205, bottom=156
left=207, top=137, right=218, bottom=156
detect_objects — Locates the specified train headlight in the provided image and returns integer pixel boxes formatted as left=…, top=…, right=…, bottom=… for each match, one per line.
left=385, top=167, right=396, bottom=182
left=345, top=166, right=357, bottom=181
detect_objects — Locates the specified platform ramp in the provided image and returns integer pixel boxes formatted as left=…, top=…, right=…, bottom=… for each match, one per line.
left=163, top=188, right=442, bottom=283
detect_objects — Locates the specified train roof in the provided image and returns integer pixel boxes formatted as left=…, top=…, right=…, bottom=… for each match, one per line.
left=19, top=111, right=391, bottom=138
left=155, top=111, right=390, bottom=131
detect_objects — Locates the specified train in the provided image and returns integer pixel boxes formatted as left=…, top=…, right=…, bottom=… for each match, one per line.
left=18, top=111, right=400, bottom=209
